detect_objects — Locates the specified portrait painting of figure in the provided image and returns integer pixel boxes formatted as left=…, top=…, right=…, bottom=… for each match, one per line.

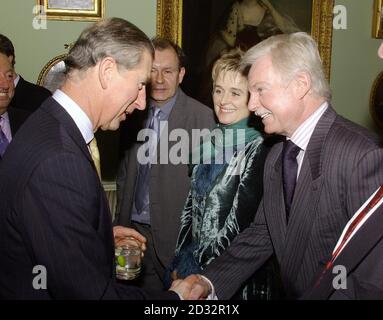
left=177, top=0, right=314, bottom=106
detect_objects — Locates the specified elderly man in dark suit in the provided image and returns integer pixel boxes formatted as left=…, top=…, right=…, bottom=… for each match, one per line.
left=302, top=41, right=383, bottom=300
left=0, top=51, right=29, bottom=158
left=176, top=32, right=383, bottom=300
left=0, top=18, right=193, bottom=299
left=0, top=34, right=51, bottom=112
left=114, top=38, right=215, bottom=292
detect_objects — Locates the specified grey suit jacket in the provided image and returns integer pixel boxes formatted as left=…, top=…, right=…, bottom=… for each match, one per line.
left=115, top=89, right=215, bottom=268
left=202, top=106, right=383, bottom=299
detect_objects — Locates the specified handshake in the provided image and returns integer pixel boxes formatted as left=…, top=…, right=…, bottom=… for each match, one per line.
left=113, top=226, right=212, bottom=299
left=169, top=274, right=213, bottom=300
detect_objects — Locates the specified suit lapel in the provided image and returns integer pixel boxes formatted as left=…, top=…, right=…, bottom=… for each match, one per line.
left=279, top=106, right=337, bottom=290
left=264, top=141, right=287, bottom=260
left=7, top=107, right=28, bottom=136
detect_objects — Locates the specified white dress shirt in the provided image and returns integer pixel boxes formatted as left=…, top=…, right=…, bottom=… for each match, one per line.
left=52, top=89, right=94, bottom=144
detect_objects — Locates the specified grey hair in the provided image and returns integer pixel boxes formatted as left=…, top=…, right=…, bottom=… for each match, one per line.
left=241, top=32, right=331, bottom=100
left=65, top=17, right=154, bottom=74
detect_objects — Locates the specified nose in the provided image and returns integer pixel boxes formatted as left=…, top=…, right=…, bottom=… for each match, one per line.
left=154, top=71, right=164, bottom=84
left=134, top=86, right=147, bottom=111
left=247, top=93, right=259, bottom=112
left=219, top=91, right=231, bottom=105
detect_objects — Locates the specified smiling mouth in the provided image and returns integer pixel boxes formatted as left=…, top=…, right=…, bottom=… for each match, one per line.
left=0, top=92, right=9, bottom=97
left=220, top=108, right=236, bottom=113
left=255, top=111, right=272, bottom=120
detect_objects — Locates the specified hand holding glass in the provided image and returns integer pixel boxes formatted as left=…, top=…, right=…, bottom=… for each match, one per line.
left=115, top=237, right=142, bottom=280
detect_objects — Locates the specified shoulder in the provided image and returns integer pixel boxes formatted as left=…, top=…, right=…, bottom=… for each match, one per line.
left=18, top=77, right=51, bottom=96
left=182, top=92, right=214, bottom=115
left=328, top=115, right=381, bottom=151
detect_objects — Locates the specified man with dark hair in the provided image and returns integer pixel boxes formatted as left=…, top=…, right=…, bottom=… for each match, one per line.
left=0, top=34, right=51, bottom=112
left=0, top=18, right=191, bottom=299
left=0, top=51, right=29, bottom=159
left=115, top=37, right=215, bottom=292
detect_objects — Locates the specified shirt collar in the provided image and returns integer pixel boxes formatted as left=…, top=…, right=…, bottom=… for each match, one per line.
left=289, top=101, right=328, bottom=151
left=52, top=89, right=94, bottom=144
left=0, top=111, right=12, bottom=142
left=13, top=74, right=20, bottom=87
left=0, top=111, right=9, bottom=122
left=149, top=88, right=179, bottom=119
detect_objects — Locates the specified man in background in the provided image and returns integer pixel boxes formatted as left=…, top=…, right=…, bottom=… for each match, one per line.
left=115, top=38, right=215, bottom=291
left=0, top=51, right=29, bottom=159
left=0, top=34, right=51, bottom=112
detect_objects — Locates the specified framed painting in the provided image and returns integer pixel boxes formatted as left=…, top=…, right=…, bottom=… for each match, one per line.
left=373, top=0, right=383, bottom=38
left=157, top=0, right=334, bottom=105
left=37, top=0, right=104, bottom=21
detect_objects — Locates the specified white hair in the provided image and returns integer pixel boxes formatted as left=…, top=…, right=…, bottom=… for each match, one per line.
left=241, top=32, right=331, bottom=100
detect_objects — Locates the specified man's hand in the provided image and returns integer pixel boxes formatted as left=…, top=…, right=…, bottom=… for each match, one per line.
left=169, top=274, right=202, bottom=299
left=113, top=226, right=147, bottom=253
left=169, top=274, right=212, bottom=300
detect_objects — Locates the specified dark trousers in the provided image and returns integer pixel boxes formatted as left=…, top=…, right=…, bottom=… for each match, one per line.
left=128, top=222, right=166, bottom=292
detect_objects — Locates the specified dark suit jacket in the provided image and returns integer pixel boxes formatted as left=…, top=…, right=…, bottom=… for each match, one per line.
left=202, top=106, right=383, bottom=299
left=115, top=89, right=216, bottom=270
left=303, top=202, right=383, bottom=300
left=10, top=76, right=51, bottom=112
left=0, top=97, right=177, bottom=299
left=7, top=107, right=30, bottom=137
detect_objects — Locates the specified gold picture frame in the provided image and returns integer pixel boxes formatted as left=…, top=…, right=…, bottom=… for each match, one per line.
left=37, top=0, right=104, bottom=21
left=373, top=0, right=383, bottom=38
left=156, top=0, right=334, bottom=80
left=37, top=54, right=67, bottom=92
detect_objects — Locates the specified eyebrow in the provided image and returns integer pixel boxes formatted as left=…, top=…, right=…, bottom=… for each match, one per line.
left=230, top=87, right=245, bottom=93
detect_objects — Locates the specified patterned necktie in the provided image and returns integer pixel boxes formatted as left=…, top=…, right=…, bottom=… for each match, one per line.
left=88, top=137, right=101, bottom=179
left=134, top=108, right=161, bottom=219
left=0, top=116, right=10, bottom=157
left=282, top=139, right=301, bottom=221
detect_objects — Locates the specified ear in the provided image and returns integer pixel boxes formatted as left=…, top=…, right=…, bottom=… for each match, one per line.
left=378, top=42, right=383, bottom=59
left=98, top=57, right=117, bottom=90
left=292, top=71, right=311, bottom=99
left=178, top=67, right=186, bottom=84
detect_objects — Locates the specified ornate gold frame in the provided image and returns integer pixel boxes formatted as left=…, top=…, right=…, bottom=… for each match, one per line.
left=156, top=0, right=334, bottom=80
left=36, top=0, right=104, bottom=21
left=373, top=0, right=383, bottom=38
left=37, top=53, right=67, bottom=92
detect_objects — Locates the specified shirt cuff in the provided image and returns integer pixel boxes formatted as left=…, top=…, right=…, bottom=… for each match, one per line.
left=201, top=275, right=218, bottom=300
